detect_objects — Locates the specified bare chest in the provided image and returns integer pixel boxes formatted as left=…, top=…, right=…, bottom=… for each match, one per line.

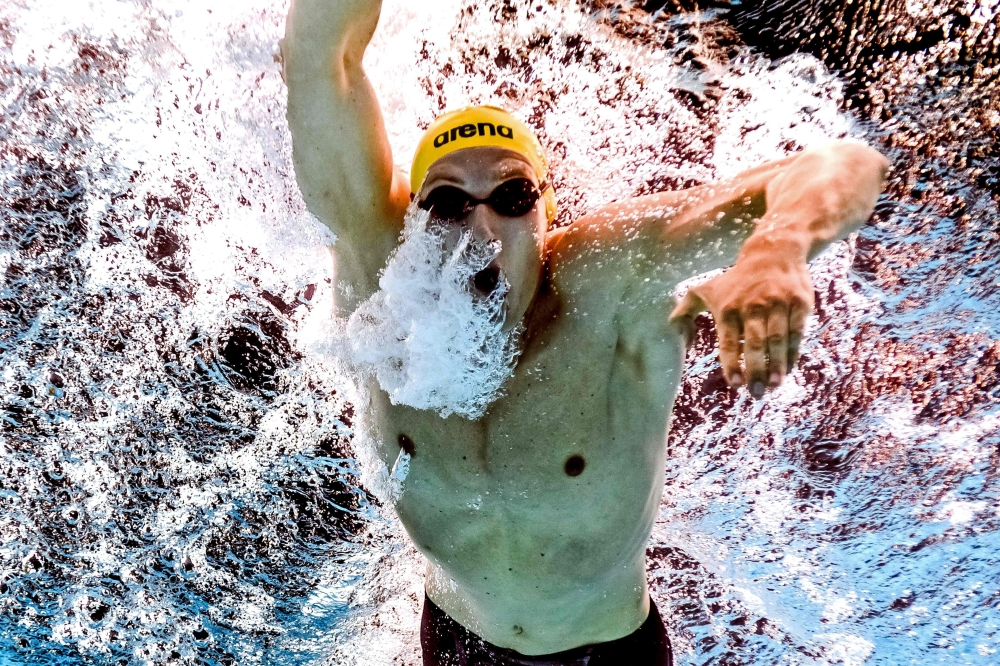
left=366, top=298, right=686, bottom=550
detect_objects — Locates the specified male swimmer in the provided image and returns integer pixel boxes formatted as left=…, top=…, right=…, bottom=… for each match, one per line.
left=282, top=0, right=889, bottom=663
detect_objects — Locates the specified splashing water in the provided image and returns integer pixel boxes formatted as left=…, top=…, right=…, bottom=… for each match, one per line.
left=1, top=0, right=999, bottom=665
left=339, top=204, right=520, bottom=420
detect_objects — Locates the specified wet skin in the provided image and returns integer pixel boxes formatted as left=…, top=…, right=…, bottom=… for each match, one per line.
left=366, top=147, right=681, bottom=650
left=282, top=0, right=888, bottom=655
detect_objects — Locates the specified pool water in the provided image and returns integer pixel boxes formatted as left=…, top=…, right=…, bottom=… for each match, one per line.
left=1, top=0, right=998, bottom=664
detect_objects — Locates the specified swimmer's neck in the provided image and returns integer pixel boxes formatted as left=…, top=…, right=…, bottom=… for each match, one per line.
left=515, top=241, right=558, bottom=343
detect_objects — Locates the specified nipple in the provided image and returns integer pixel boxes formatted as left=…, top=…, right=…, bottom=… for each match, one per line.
left=564, top=455, right=585, bottom=477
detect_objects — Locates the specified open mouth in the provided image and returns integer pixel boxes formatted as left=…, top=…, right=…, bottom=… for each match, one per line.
left=473, top=264, right=502, bottom=295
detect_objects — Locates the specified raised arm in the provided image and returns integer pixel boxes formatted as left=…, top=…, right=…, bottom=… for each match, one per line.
left=283, top=0, right=409, bottom=309
left=550, top=140, right=888, bottom=395
left=668, top=141, right=888, bottom=396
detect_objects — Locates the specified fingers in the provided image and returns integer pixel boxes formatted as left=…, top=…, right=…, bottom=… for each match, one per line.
left=668, top=289, right=706, bottom=325
left=670, top=289, right=707, bottom=351
left=766, top=305, right=789, bottom=388
left=682, top=279, right=811, bottom=396
left=682, top=318, right=695, bottom=350
left=717, top=310, right=744, bottom=389
left=743, top=310, right=768, bottom=399
left=788, top=300, right=808, bottom=373
left=740, top=301, right=808, bottom=399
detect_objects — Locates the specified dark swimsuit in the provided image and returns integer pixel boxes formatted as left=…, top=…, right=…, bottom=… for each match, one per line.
left=421, top=595, right=673, bottom=666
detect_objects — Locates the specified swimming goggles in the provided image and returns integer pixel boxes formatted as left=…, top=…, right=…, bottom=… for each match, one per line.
left=418, top=178, right=546, bottom=223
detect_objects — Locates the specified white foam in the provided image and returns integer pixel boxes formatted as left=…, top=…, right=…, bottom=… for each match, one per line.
left=340, top=204, right=522, bottom=420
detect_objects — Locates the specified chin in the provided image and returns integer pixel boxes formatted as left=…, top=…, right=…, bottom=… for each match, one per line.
left=502, top=292, right=531, bottom=330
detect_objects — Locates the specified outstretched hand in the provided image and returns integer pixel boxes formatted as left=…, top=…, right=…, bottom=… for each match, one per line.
left=669, top=249, right=814, bottom=399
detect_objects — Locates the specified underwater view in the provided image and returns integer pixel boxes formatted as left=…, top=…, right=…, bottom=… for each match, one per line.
left=1, top=0, right=999, bottom=664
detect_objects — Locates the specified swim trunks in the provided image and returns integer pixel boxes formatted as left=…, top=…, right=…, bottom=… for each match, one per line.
left=420, top=595, right=673, bottom=666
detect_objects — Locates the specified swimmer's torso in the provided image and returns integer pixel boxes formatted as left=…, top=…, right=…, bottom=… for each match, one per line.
left=283, top=2, right=887, bottom=654
left=363, top=232, right=687, bottom=654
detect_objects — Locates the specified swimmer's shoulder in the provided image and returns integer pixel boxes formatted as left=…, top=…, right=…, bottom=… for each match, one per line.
left=543, top=224, right=570, bottom=252
left=542, top=194, right=689, bottom=278
left=542, top=222, right=582, bottom=288
left=543, top=216, right=636, bottom=305
left=542, top=188, right=731, bottom=306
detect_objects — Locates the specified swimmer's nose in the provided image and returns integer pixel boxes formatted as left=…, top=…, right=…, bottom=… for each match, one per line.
left=473, top=265, right=501, bottom=295
left=467, top=208, right=502, bottom=295
left=468, top=204, right=499, bottom=244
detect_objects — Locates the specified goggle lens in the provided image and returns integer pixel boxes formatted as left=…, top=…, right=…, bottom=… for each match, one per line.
left=490, top=178, right=540, bottom=217
left=421, top=186, right=473, bottom=221
left=419, top=178, right=542, bottom=223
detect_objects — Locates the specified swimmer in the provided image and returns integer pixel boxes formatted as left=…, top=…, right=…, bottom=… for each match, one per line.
left=282, top=1, right=889, bottom=663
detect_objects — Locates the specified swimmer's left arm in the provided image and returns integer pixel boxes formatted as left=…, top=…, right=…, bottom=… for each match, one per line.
left=664, top=140, right=889, bottom=396
left=552, top=139, right=888, bottom=394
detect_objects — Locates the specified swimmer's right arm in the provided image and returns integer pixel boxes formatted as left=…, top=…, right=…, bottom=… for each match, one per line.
left=283, top=0, right=409, bottom=301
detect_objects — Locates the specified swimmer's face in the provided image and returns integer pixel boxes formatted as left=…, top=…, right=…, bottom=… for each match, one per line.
left=419, top=147, right=548, bottom=330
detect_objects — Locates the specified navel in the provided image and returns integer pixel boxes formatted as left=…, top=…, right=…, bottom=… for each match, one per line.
left=398, top=433, right=415, bottom=456
left=564, top=454, right=585, bottom=477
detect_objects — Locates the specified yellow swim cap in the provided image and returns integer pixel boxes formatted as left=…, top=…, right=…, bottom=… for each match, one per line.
left=410, top=106, right=557, bottom=224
